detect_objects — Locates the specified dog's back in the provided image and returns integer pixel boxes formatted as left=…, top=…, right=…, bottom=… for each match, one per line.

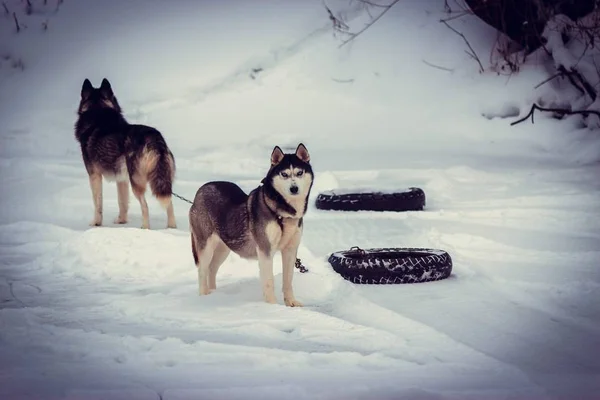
left=189, top=181, right=254, bottom=257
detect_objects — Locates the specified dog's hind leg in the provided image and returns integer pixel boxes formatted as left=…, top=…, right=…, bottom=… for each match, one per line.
left=194, top=234, right=217, bottom=295
left=191, top=231, right=199, bottom=266
left=88, top=171, right=103, bottom=226
left=114, top=180, right=129, bottom=224
left=164, top=197, right=176, bottom=229
left=149, top=151, right=177, bottom=229
left=131, top=180, right=150, bottom=229
left=208, top=241, right=230, bottom=291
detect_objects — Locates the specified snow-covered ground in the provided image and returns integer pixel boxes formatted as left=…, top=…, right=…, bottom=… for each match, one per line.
left=1, top=1, right=600, bottom=399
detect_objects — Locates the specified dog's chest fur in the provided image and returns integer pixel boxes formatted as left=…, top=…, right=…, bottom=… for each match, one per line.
left=265, top=218, right=301, bottom=254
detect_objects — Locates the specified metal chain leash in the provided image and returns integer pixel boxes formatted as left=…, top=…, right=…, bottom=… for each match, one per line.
left=172, top=191, right=193, bottom=204
left=295, top=258, right=309, bottom=273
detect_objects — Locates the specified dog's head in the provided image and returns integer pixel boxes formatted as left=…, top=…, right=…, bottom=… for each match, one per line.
left=266, top=143, right=314, bottom=200
left=78, top=78, right=122, bottom=115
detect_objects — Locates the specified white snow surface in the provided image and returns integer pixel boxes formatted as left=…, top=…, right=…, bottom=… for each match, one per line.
left=1, top=1, right=600, bottom=399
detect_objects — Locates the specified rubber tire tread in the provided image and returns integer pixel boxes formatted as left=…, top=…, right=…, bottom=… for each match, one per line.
left=328, top=247, right=452, bottom=284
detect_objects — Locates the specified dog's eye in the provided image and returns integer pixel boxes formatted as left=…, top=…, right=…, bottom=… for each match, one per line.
left=281, top=172, right=289, bottom=178
left=296, top=170, right=304, bottom=177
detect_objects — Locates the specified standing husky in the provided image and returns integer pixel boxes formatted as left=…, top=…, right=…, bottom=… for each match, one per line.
left=74, top=78, right=177, bottom=229
left=189, top=144, right=314, bottom=307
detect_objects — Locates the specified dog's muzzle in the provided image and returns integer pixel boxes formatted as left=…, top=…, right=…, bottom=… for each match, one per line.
left=290, top=185, right=299, bottom=195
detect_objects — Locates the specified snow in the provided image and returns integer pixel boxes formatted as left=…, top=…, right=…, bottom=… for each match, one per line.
left=1, top=0, right=600, bottom=399
left=543, top=14, right=579, bottom=71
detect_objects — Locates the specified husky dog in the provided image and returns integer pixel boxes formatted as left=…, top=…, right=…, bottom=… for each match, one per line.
left=74, top=78, right=177, bottom=229
left=189, top=144, right=314, bottom=307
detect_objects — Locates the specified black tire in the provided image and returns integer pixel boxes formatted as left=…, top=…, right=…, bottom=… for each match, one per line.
left=328, top=247, right=452, bottom=284
left=315, top=187, right=425, bottom=212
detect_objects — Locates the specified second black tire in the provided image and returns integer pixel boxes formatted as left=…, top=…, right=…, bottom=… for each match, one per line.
left=315, top=187, right=425, bottom=212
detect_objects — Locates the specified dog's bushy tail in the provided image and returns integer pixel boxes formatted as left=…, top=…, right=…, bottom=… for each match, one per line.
left=149, top=149, right=176, bottom=209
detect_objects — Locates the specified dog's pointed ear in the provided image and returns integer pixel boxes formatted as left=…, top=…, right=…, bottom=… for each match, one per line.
left=81, top=79, right=93, bottom=98
left=271, top=146, right=284, bottom=166
left=100, top=78, right=113, bottom=96
left=295, top=143, right=310, bottom=163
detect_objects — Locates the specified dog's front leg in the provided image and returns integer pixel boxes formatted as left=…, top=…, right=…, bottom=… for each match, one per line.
left=281, top=238, right=303, bottom=307
left=257, top=248, right=277, bottom=304
left=88, top=171, right=103, bottom=226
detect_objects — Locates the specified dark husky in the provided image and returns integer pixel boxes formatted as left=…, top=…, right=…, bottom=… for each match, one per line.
left=74, top=78, right=177, bottom=229
left=189, top=144, right=314, bottom=307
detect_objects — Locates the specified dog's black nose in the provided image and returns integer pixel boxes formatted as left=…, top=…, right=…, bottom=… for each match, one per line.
left=290, top=186, right=299, bottom=194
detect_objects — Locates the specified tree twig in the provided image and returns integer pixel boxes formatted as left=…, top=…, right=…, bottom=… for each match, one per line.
left=559, top=66, right=586, bottom=97
left=557, top=64, right=597, bottom=101
left=440, top=19, right=484, bottom=73
left=534, top=72, right=562, bottom=89
left=13, top=12, right=20, bottom=32
left=358, top=0, right=389, bottom=8
left=440, top=11, right=473, bottom=22
left=339, top=0, right=400, bottom=48
left=331, top=77, right=355, bottom=83
left=422, top=59, right=454, bottom=72
left=2, top=2, right=9, bottom=16
left=323, top=1, right=349, bottom=32
left=510, top=103, right=600, bottom=126
left=571, top=68, right=597, bottom=101
left=444, top=0, right=451, bottom=13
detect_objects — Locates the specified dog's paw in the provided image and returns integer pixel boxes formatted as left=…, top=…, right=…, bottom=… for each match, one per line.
left=140, top=222, right=150, bottom=229
left=167, top=222, right=177, bottom=229
left=284, top=298, right=304, bottom=307
left=89, top=219, right=102, bottom=227
left=113, top=215, right=128, bottom=224
left=263, top=295, right=278, bottom=304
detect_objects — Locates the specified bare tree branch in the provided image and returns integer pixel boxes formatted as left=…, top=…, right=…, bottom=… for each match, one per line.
left=440, top=11, right=473, bottom=23
left=13, top=12, right=20, bottom=32
left=323, top=1, right=349, bottom=32
left=534, top=72, right=562, bottom=89
left=441, top=0, right=473, bottom=22
left=444, top=0, right=451, bottom=13
left=571, top=68, right=597, bottom=101
left=331, top=77, right=355, bottom=83
left=510, top=103, right=600, bottom=126
left=358, top=0, right=389, bottom=8
left=422, top=59, right=454, bottom=72
left=440, top=19, right=484, bottom=73
left=339, top=0, right=400, bottom=48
